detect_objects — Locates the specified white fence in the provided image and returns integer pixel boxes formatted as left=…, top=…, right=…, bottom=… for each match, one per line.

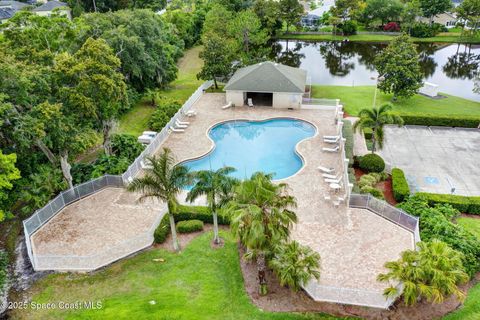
left=23, top=81, right=213, bottom=271
left=349, top=193, right=421, bottom=243
left=303, top=281, right=400, bottom=309
left=121, top=80, right=213, bottom=183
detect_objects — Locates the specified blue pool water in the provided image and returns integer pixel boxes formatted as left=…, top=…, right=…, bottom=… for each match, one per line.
left=182, top=118, right=316, bottom=180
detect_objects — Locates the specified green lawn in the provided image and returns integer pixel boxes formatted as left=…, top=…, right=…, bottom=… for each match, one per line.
left=278, top=33, right=480, bottom=44
left=458, top=217, right=480, bottom=239
left=311, top=85, right=480, bottom=117
left=117, top=46, right=204, bottom=136
left=12, top=231, right=349, bottom=320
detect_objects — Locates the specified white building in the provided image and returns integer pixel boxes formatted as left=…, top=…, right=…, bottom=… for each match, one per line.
left=224, top=61, right=307, bottom=109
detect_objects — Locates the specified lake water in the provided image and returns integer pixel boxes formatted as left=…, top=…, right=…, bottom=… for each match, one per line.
left=272, top=41, right=480, bottom=101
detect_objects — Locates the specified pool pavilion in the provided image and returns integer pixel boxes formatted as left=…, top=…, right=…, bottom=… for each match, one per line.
left=224, top=61, right=307, bottom=109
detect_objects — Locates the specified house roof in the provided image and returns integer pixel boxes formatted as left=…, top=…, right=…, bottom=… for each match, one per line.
left=0, top=1, right=29, bottom=10
left=0, top=7, right=15, bottom=19
left=224, top=61, right=307, bottom=94
left=32, top=0, right=68, bottom=12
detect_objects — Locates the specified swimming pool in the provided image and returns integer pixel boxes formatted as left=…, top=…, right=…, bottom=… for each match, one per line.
left=182, top=118, right=316, bottom=180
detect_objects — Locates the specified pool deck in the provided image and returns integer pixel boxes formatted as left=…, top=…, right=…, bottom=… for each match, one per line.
left=159, top=93, right=415, bottom=294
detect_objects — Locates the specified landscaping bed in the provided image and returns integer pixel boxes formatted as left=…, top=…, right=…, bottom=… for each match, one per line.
left=353, top=168, right=397, bottom=206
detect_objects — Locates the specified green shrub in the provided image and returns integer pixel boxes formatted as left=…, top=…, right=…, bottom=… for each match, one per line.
left=177, top=219, right=204, bottom=233
left=153, top=205, right=230, bottom=244
left=398, top=196, right=480, bottom=277
left=409, top=22, right=446, bottom=38
left=154, top=214, right=170, bottom=243
left=398, top=114, right=480, bottom=128
left=111, top=134, right=145, bottom=161
left=392, top=168, right=410, bottom=202
left=176, top=205, right=230, bottom=225
left=342, top=120, right=354, bottom=167
left=359, top=154, right=385, bottom=173
left=363, top=127, right=373, bottom=140
left=339, top=20, right=357, bottom=35
left=361, top=186, right=384, bottom=199
left=148, top=100, right=182, bottom=131
left=358, top=172, right=387, bottom=199
left=416, top=193, right=480, bottom=215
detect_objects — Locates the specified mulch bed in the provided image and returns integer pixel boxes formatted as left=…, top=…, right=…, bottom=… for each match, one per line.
left=354, top=168, right=397, bottom=206
left=239, top=243, right=479, bottom=320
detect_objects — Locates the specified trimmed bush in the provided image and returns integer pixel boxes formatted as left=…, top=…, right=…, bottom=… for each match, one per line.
left=338, top=20, right=357, bottom=35
left=416, top=193, right=480, bottom=215
left=153, top=205, right=230, bottom=244
left=177, top=220, right=204, bottom=233
left=359, top=154, right=385, bottom=173
left=154, top=214, right=170, bottom=243
left=398, top=114, right=480, bottom=128
left=342, top=120, right=354, bottom=167
left=361, top=186, right=384, bottom=199
left=392, top=168, right=410, bottom=202
left=358, top=172, right=387, bottom=199
left=363, top=127, right=373, bottom=140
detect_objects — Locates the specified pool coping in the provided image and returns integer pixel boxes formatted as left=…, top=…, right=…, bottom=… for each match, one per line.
left=175, top=116, right=319, bottom=182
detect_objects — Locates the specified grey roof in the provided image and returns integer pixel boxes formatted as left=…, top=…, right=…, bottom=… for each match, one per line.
left=224, top=62, right=307, bottom=94
left=0, top=1, right=29, bottom=10
left=0, top=7, right=15, bottom=19
left=33, top=0, right=68, bottom=12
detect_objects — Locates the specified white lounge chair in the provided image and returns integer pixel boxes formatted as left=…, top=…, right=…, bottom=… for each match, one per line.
left=184, top=110, right=197, bottom=117
left=332, top=196, right=345, bottom=208
left=318, top=166, right=335, bottom=174
left=323, top=135, right=339, bottom=140
left=325, top=177, right=343, bottom=184
left=169, top=126, right=185, bottom=133
left=142, top=131, right=157, bottom=137
left=322, top=146, right=340, bottom=152
left=222, top=101, right=233, bottom=109
left=324, top=136, right=340, bottom=144
left=323, top=194, right=331, bottom=201
left=247, top=98, right=254, bottom=108
left=137, top=135, right=153, bottom=144
left=176, top=119, right=190, bottom=125
left=175, top=120, right=188, bottom=128
left=322, top=173, right=339, bottom=179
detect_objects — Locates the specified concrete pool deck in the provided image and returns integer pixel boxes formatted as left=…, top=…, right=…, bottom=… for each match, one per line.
left=160, top=94, right=415, bottom=297
left=380, top=125, right=480, bottom=196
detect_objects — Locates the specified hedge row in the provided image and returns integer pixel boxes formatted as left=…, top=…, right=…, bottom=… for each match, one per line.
left=342, top=120, right=354, bottom=166
left=391, top=168, right=410, bottom=202
left=177, top=220, right=204, bottom=233
left=416, top=193, right=480, bottom=215
left=398, top=114, right=480, bottom=128
left=154, top=205, right=230, bottom=244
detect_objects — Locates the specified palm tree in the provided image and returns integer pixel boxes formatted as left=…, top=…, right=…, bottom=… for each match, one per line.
left=225, top=172, right=298, bottom=295
left=269, top=240, right=321, bottom=292
left=127, top=148, right=191, bottom=252
left=378, top=240, right=469, bottom=306
left=186, top=166, right=238, bottom=245
left=353, top=103, right=404, bottom=153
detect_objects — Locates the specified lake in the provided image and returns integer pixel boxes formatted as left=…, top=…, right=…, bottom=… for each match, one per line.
left=271, top=41, right=480, bottom=101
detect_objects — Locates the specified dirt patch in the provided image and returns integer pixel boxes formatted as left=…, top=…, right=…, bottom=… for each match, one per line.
left=461, top=213, right=480, bottom=220
left=155, top=224, right=229, bottom=252
left=239, top=243, right=479, bottom=320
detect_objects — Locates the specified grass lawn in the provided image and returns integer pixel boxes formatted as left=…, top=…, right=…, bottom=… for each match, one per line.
left=117, top=46, right=204, bottom=136
left=458, top=217, right=480, bottom=241
left=442, top=282, right=480, bottom=320
left=11, top=231, right=348, bottom=320
left=278, top=33, right=480, bottom=44
left=311, top=85, right=480, bottom=117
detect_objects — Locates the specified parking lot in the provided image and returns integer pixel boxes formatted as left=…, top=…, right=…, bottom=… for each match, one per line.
left=380, top=125, right=480, bottom=196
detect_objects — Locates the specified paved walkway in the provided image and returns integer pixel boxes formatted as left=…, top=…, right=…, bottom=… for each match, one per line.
left=158, top=94, right=414, bottom=293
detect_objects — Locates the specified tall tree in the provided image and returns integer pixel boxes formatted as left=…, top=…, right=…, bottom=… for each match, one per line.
left=228, top=9, right=269, bottom=62
left=456, top=0, right=480, bottom=33
left=419, top=0, right=452, bottom=23
left=253, top=0, right=283, bottom=37
left=363, top=0, right=404, bottom=26
left=378, top=240, right=469, bottom=306
left=127, top=149, right=192, bottom=252
left=54, top=38, right=127, bottom=156
left=278, top=0, right=304, bottom=33
left=353, top=104, right=404, bottom=153
left=197, top=35, right=234, bottom=89
left=187, top=167, right=238, bottom=244
left=375, top=34, right=423, bottom=100
left=0, top=150, right=21, bottom=221
left=401, top=0, right=423, bottom=35
left=330, top=0, right=366, bottom=21
left=225, top=172, right=298, bottom=295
